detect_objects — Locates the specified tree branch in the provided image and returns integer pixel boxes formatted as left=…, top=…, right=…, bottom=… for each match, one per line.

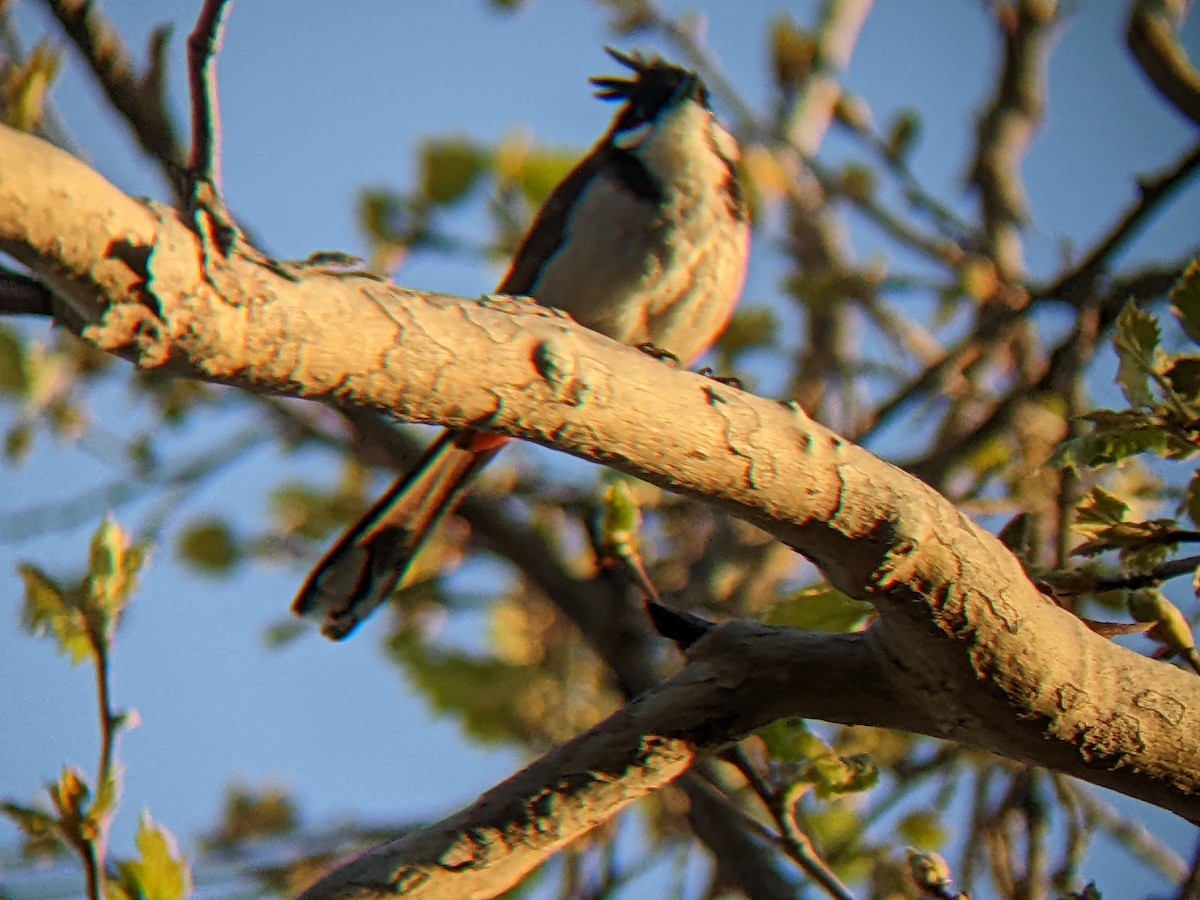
left=1128, top=0, right=1200, bottom=128
left=186, top=0, right=233, bottom=190
left=0, top=265, right=54, bottom=315
left=293, top=626, right=891, bottom=899
left=968, top=0, right=1058, bottom=282
left=39, top=0, right=187, bottom=202
left=3, top=123, right=1200, bottom=894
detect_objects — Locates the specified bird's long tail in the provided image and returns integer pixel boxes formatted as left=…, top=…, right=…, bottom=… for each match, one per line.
left=292, top=429, right=506, bottom=639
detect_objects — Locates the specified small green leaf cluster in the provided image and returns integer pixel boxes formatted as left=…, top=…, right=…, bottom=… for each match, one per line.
left=3, top=518, right=193, bottom=899
left=357, top=135, right=578, bottom=275
left=1047, top=262, right=1200, bottom=669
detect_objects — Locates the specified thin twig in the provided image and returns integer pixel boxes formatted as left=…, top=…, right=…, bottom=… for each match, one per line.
left=827, top=744, right=961, bottom=863
left=39, top=0, right=187, bottom=201
left=782, top=0, right=874, bottom=157
left=859, top=253, right=1190, bottom=457
left=1088, top=554, right=1200, bottom=593
left=835, top=108, right=977, bottom=241
left=968, top=0, right=1059, bottom=282
left=187, top=0, right=234, bottom=190
left=1041, top=141, right=1200, bottom=304
left=721, top=748, right=855, bottom=900
left=1020, top=770, right=1051, bottom=900
left=1066, top=779, right=1188, bottom=881
left=0, top=428, right=271, bottom=542
left=1177, top=832, right=1200, bottom=900
left=1048, top=774, right=1090, bottom=894
left=687, top=769, right=847, bottom=900
left=807, top=153, right=968, bottom=268
left=0, top=4, right=75, bottom=151
left=902, top=260, right=1191, bottom=481
left=683, top=773, right=800, bottom=899
left=1128, top=0, right=1200, bottom=128
left=90, top=640, right=117, bottom=900
left=72, top=616, right=119, bottom=900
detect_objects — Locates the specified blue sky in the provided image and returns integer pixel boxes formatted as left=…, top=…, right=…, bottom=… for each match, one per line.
left=2, top=2, right=1199, bottom=897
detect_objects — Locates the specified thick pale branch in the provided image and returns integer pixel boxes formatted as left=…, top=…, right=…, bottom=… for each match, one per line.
left=3, top=125, right=1200, bottom=885
left=295, top=627, right=889, bottom=899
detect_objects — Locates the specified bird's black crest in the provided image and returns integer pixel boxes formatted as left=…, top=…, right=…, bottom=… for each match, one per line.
left=590, top=47, right=709, bottom=134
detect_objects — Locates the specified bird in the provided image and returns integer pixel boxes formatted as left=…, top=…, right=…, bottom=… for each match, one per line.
left=294, top=48, right=751, bottom=640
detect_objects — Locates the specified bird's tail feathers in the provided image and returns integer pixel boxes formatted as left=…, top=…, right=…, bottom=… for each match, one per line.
left=293, top=430, right=502, bottom=640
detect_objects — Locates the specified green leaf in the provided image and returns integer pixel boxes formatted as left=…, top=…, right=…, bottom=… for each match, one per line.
left=139, top=375, right=212, bottom=426
left=19, top=564, right=93, bottom=664
left=839, top=163, right=875, bottom=202
left=1073, top=519, right=1170, bottom=557
left=757, top=718, right=812, bottom=764
left=1129, top=588, right=1196, bottom=656
left=392, top=632, right=535, bottom=744
left=1051, top=424, right=1172, bottom=472
left=1113, top=302, right=1160, bottom=407
left=46, top=395, right=87, bottom=440
left=126, top=813, right=192, bottom=900
left=357, top=187, right=410, bottom=243
left=176, top=519, right=239, bottom=574
left=963, top=433, right=1011, bottom=478
left=128, top=435, right=157, bottom=470
left=760, top=726, right=878, bottom=797
left=805, top=804, right=869, bottom=872
left=769, top=14, right=814, bottom=90
left=1128, top=588, right=1167, bottom=624
left=1170, top=258, right=1200, bottom=346
left=898, top=811, right=946, bottom=851
left=5, top=421, right=34, bottom=464
left=1, top=41, right=62, bottom=132
left=907, top=850, right=956, bottom=897
left=263, top=619, right=308, bottom=648
left=766, top=585, right=874, bottom=632
left=272, top=480, right=365, bottom=540
left=0, top=801, right=66, bottom=860
left=717, top=306, right=779, bottom=360
left=202, top=784, right=298, bottom=852
left=885, top=109, right=922, bottom=164
left=0, top=324, right=30, bottom=395
left=420, top=138, right=488, bottom=206
left=1074, top=486, right=1129, bottom=538
left=1120, top=538, right=1173, bottom=573
left=802, top=751, right=878, bottom=798
left=516, top=148, right=576, bottom=208
left=600, top=479, right=641, bottom=552
left=87, top=517, right=148, bottom=631
left=1185, top=473, right=1200, bottom=527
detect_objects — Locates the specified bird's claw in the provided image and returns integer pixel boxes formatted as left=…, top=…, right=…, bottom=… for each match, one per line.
left=636, top=342, right=680, bottom=366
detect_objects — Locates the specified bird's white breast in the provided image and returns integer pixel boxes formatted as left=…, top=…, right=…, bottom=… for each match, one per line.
left=532, top=102, right=749, bottom=365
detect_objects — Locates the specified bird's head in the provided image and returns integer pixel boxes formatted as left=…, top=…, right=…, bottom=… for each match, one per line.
left=591, top=48, right=740, bottom=182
